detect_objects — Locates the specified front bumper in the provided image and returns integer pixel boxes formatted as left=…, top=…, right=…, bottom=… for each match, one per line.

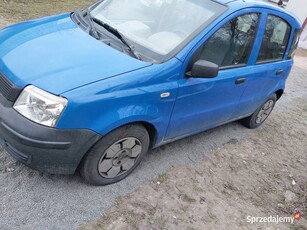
left=0, top=93, right=101, bottom=174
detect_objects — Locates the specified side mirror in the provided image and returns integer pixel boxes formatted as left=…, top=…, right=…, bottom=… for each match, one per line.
left=186, top=60, right=219, bottom=78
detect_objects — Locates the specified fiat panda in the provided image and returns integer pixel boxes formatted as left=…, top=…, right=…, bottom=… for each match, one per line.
left=0, top=0, right=301, bottom=185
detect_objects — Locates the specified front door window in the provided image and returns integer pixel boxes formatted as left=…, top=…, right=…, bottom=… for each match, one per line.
left=200, top=13, right=260, bottom=68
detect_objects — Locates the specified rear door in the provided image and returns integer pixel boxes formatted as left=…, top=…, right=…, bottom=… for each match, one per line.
left=232, top=11, right=295, bottom=117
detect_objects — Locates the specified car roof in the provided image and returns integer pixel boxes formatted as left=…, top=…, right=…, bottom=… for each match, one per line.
left=215, top=0, right=235, bottom=4
left=217, top=0, right=286, bottom=11
left=215, top=0, right=301, bottom=26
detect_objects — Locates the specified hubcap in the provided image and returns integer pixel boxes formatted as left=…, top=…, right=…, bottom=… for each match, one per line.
left=256, top=100, right=274, bottom=124
left=98, top=137, right=142, bottom=178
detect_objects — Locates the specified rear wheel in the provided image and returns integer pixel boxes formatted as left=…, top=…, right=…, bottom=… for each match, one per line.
left=242, top=94, right=277, bottom=129
left=80, top=124, right=149, bottom=185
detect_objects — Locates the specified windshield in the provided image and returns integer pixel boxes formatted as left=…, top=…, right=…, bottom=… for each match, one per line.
left=90, top=0, right=227, bottom=62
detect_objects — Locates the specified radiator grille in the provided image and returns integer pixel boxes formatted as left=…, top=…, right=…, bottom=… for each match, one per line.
left=0, top=72, right=22, bottom=102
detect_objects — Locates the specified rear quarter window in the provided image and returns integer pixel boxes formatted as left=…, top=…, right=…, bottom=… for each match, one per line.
left=287, top=29, right=301, bottom=59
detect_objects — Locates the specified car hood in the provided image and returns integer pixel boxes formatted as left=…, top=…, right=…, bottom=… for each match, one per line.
left=0, top=14, right=152, bottom=94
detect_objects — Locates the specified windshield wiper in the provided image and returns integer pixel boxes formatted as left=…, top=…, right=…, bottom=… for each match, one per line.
left=92, top=18, right=142, bottom=60
left=84, top=9, right=100, bottom=40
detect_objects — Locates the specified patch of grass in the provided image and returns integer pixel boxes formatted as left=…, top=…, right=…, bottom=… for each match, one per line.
left=191, top=177, right=205, bottom=193
left=157, top=173, right=169, bottom=183
left=122, top=210, right=144, bottom=229
left=180, top=193, right=196, bottom=203
left=0, top=0, right=94, bottom=23
left=115, top=195, right=124, bottom=205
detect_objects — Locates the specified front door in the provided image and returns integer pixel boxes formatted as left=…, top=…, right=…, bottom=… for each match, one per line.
left=165, top=13, right=260, bottom=140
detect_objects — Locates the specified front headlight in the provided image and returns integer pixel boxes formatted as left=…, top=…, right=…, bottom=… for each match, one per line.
left=13, top=85, right=68, bottom=127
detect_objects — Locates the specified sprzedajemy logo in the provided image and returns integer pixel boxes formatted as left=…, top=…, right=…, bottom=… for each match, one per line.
left=247, top=212, right=302, bottom=225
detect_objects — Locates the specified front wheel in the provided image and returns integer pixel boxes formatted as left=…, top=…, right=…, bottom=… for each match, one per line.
left=80, top=124, right=149, bottom=186
left=241, top=94, right=277, bottom=129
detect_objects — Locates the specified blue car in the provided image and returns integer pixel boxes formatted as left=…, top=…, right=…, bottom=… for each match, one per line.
left=0, top=0, right=301, bottom=185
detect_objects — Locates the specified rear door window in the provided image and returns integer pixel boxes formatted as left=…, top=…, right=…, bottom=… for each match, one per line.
left=257, top=15, right=291, bottom=62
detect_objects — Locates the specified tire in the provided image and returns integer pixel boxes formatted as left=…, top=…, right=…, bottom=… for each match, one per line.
left=80, top=124, right=149, bottom=186
left=241, top=94, right=277, bottom=129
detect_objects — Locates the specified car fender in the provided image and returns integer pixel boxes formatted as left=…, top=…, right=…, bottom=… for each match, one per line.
left=59, top=58, right=181, bottom=147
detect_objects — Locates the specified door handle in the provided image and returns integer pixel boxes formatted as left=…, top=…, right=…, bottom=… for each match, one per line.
left=276, top=69, right=284, bottom=75
left=235, top=78, right=247, bottom=85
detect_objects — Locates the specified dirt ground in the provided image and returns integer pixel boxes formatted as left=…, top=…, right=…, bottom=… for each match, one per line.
left=80, top=53, right=307, bottom=230
left=0, top=1, right=307, bottom=229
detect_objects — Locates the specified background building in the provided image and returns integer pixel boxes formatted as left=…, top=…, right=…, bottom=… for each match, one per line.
left=285, top=0, right=307, bottom=48
left=265, top=0, right=307, bottom=48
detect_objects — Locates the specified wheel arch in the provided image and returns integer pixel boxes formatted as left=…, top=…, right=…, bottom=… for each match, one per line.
left=138, top=121, right=158, bottom=148
left=105, top=121, right=158, bottom=148
left=275, top=89, right=284, bottom=100
left=76, top=120, right=158, bottom=173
